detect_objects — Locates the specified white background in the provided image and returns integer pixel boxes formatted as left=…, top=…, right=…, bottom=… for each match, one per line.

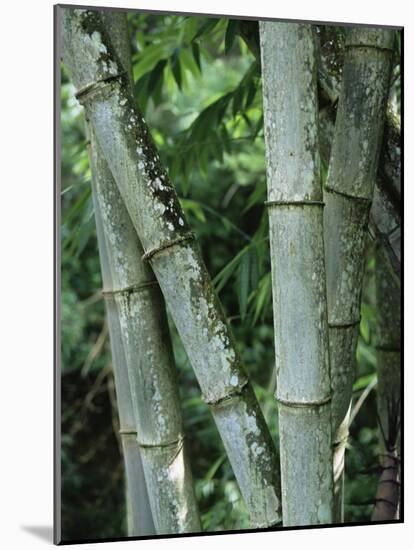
left=0, top=0, right=411, bottom=548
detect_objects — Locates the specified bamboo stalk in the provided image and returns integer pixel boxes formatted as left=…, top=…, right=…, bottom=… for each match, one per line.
left=323, top=27, right=395, bottom=522
left=259, top=21, right=333, bottom=526
left=371, top=246, right=401, bottom=521
left=83, top=11, right=201, bottom=535
left=93, top=200, right=155, bottom=536
left=60, top=7, right=282, bottom=528
left=319, top=107, right=401, bottom=282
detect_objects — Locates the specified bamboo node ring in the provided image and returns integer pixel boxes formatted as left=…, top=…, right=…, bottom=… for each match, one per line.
left=324, top=185, right=372, bottom=204
left=328, top=317, right=361, bottom=329
left=203, top=378, right=249, bottom=407
left=136, top=435, right=185, bottom=450
left=75, top=71, right=126, bottom=103
left=345, top=43, right=395, bottom=54
left=276, top=395, right=332, bottom=408
left=264, top=200, right=325, bottom=207
left=142, top=233, right=195, bottom=262
left=102, top=280, right=158, bottom=298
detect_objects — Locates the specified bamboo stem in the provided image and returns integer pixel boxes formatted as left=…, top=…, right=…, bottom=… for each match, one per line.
left=83, top=11, right=201, bottom=535
left=260, top=22, right=334, bottom=526
left=61, top=7, right=282, bottom=528
left=371, top=246, right=401, bottom=521
left=93, top=203, right=155, bottom=536
left=323, top=27, right=395, bottom=522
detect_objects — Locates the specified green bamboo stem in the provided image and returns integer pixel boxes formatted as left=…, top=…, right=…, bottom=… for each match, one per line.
left=371, top=246, right=401, bottom=521
left=93, top=197, right=155, bottom=536
left=260, top=21, right=333, bottom=526
left=60, top=7, right=282, bottom=528
left=323, top=27, right=395, bottom=522
left=83, top=11, right=201, bottom=535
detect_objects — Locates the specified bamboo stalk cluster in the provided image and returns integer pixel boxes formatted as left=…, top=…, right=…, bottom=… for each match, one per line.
left=60, top=7, right=400, bottom=534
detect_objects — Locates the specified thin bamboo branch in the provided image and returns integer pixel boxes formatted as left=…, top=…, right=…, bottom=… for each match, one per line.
left=61, top=7, right=282, bottom=528
left=260, top=21, right=334, bottom=526
left=323, top=27, right=395, bottom=522
left=83, top=12, right=201, bottom=535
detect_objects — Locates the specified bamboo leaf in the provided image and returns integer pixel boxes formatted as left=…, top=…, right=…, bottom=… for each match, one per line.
left=171, top=49, right=182, bottom=89
left=225, top=20, right=239, bottom=54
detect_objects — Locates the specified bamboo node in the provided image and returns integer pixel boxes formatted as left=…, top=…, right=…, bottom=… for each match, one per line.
left=102, top=280, right=158, bottom=298
left=345, top=43, right=395, bottom=54
left=324, top=185, right=372, bottom=204
left=118, top=429, right=137, bottom=436
left=264, top=200, right=325, bottom=207
left=328, top=317, right=361, bottom=329
left=142, top=233, right=195, bottom=262
left=137, top=435, right=185, bottom=450
left=203, top=378, right=249, bottom=407
left=276, top=395, right=332, bottom=408
left=75, top=71, right=126, bottom=103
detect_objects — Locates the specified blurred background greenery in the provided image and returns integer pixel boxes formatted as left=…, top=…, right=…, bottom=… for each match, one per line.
left=60, top=12, right=400, bottom=541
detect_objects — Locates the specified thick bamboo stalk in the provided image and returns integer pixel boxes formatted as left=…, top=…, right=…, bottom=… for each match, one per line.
left=60, top=7, right=282, bottom=528
left=90, top=136, right=200, bottom=534
left=318, top=107, right=401, bottom=282
left=238, top=22, right=401, bottom=279
left=371, top=246, right=401, bottom=521
left=260, top=21, right=333, bottom=526
left=323, top=27, right=395, bottom=522
left=83, top=11, right=201, bottom=535
left=93, top=199, right=155, bottom=536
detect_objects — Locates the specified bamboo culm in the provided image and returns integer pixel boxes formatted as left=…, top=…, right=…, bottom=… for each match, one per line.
left=318, top=107, right=401, bottom=282
left=93, top=198, right=155, bottom=536
left=371, top=246, right=401, bottom=521
left=61, top=7, right=282, bottom=528
left=260, top=22, right=334, bottom=526
left=323, top=27, right=395, bottom=521
left=84, top=11, right=201, bottom=535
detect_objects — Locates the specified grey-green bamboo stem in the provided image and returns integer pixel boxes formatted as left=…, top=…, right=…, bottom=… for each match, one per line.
left=93, top=197, right=155, bottom=536
left=83, top=11, right=201, bottom=535
left=61, top=7, right=282, bottom=528
left=260, top=22, right=333, bottom=526
left=319, top=107, right=401, bottom=282
left=323, top=27, right=395, bottom=522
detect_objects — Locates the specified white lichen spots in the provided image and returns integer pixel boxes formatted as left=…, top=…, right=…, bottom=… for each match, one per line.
left=178, top=218, right=184, bottom=226
left=154, top=202, right=166, bottom=215
left=119, top=97, right=127, bottom=106
left=137, top=160, right=145, bottom=170
left=196, top=313, right=202, bottom=321
left=166, top=221, right=174, bottom=231
left=246, top=412, right=260, bottom=436
left=230, top=375, right=239, bottom=387
left=91, top=31, right=107, bottom=53
left=153, top=178, right=165, bottom=191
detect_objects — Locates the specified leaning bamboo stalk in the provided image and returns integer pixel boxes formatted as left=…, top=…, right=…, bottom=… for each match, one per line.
left=371, top=246, right=401, bottom=521
left=60, top=7, right=282, bottom=528
left=84, top=12, right=201, bottom=535
left=260, top=21, right=333, bottom=526
left=92, top=198, right=155, bottom=536
left=322, top=27, right=395, bottom=521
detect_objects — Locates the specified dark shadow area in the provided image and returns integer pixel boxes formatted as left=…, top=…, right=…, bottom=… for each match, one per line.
left=21, top=525, right=54, bottom=543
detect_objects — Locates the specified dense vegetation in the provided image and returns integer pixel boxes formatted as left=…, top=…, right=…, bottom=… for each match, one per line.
left=60, top=12, right=401, bottom=540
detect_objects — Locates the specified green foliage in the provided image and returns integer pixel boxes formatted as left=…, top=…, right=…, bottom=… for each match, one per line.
left=60, top=13, right=400, bottom=539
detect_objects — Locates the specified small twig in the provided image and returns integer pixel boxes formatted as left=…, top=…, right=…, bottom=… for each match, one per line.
left=81, top=321, right=109, bottom=377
